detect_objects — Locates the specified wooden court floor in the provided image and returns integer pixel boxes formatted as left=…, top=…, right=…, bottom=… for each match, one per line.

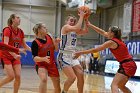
left=0, top=66, right=139, bottom=93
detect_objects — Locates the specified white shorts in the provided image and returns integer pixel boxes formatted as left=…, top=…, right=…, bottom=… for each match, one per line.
left=58, top=52, right=80, bottom=67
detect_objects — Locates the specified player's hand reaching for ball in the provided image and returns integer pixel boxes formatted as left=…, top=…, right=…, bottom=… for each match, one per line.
left=78, top=9, right=86, bottom=17
left=54, top=37, right=61, bottom=44
left=85, top=20, right=92, bottom=27
left=78, top=6, right=91, bottom=19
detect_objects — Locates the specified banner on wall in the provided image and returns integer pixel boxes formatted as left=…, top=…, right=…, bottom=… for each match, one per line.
left=123, top=2, right=132, bottom=33
left=126, top=41, right=140, bottom=55
left=132, top=0, right=140, bottom=32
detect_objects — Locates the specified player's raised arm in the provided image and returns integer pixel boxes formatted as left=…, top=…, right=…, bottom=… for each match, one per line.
left=87, top=21, right=108, bottom=38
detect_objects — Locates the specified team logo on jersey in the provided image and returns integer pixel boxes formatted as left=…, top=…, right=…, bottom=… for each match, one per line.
left=71, top=33, right=77, bottom=37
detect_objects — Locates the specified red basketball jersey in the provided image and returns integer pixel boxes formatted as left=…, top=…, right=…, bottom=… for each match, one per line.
left=2, top=26, right=24, bottom=59
left=35, top=34, right=55, bottom=65
left=110, top=38, right=132, bottom=62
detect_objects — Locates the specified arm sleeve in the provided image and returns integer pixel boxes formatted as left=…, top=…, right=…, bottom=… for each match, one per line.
left=0, top=42, right=19, bottom=53
left=31, top=40, right=38, bottom=57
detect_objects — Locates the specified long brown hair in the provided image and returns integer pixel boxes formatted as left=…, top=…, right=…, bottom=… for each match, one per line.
left=7, top=14, right=16, bottom=26
left=110, top=26, right=122, bottom=40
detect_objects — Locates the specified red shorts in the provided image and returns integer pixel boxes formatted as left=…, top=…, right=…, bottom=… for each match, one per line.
left=35, top=62, right=59, bottom=77
left=2, top=57, right=20, bottom=66
left=118, top=61, right=137, bottom=77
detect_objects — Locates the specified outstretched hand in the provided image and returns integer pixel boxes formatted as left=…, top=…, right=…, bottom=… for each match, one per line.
left=13, top=54, right=21, bottom=61
left=54, top=37, right=61, bottom=44
left=78, top=9, right=86, bottom=17
left=85, top=20, right=91, bottom=27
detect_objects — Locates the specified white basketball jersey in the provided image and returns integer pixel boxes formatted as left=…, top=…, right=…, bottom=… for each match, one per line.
left=60, top=32, right=77, bottom=51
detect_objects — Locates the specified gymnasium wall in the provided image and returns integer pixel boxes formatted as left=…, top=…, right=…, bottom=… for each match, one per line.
left=1, top=0, right=57, bottom=41
left=0, top=0, right=127, bottom=47
left=106, top=5, right=124, bottom=30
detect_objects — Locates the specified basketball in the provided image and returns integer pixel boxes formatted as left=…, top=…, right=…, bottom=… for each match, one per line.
left=78, top=6, right=91, bottom=19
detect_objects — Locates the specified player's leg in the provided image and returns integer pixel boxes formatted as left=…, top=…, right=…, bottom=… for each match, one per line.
left=13, top=63, right=21, bottom=93
left=62, top=66, right=76, bottom=93
left=111, top=72, right=131, bottom=93
left=59, top=53, right=77, bottom=93
left=48, top=63, right=61, bottom=93
left=73, top=64, right=84, bottom=93
left=0, top=64, right=15, bottom=87
left=118, top=75, right=131, bottom=93
left=37, top=67, right=48, bottom=93
left=50, top=77, right=61, bottom=93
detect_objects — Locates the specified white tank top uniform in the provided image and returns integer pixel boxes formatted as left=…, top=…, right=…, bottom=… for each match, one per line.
left=58, top=32, right=80, bottom=67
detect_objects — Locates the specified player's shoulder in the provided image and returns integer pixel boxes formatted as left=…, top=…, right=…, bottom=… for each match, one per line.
left=3, top=27, right=11, bottom=31
left=62, top=24, right=72, bottom=34
left=32, top=39, right=37, bottom=44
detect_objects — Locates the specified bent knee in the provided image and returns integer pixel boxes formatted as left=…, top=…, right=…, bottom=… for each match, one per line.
left=15, top=74, right=21, bottom=80
left=79, top=70, right=84, bottom=75
left=68, top=76, right=76, bottom=82
left=118, top=84, right=126, bottom=90
left=41, top=78, right=47, bottom=83
left=111, top=83, right=118, bottom=90
left=55, top=87, right=61, bottom=93
left=7, top=76, right=14, bottom=81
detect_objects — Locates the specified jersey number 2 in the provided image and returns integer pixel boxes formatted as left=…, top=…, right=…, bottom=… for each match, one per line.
left=71, top=38, right=76, bottom=46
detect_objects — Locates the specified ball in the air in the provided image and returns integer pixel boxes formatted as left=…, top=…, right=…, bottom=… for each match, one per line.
left=78, top=6, right=91, bottom=19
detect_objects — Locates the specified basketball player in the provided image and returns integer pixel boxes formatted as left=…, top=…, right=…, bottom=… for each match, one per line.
left=31, top=23, right=61, bottom=93
left=74, top=21, right=137, bottom=93
left=58, top=11, right=88, bottom=93
left=0, top=14, right=31, bottom=93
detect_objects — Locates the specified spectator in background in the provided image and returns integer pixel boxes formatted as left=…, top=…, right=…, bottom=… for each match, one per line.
left=92, top=51, right=100, bottom=74
left=85, top=53, right=92, bottom=73
left=78, top=54, right=86, bottom=72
